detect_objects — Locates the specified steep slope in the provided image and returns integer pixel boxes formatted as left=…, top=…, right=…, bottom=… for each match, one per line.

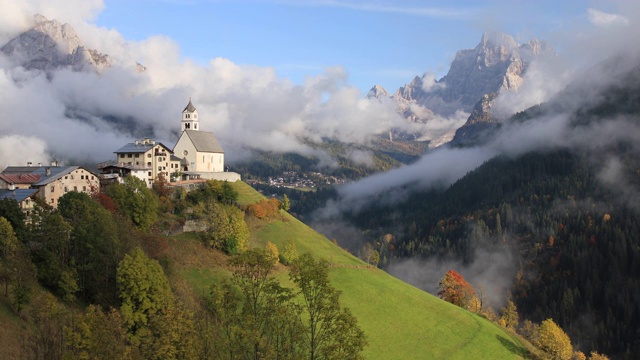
left=171, top=181, right=531, bottom=359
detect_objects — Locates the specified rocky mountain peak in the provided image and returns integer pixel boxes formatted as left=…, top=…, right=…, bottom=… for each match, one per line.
left=390, top=32, right=554, bottom=118
left=1, top=14, right=110, bottom=72
left=367, top=84, right=390, bottom=99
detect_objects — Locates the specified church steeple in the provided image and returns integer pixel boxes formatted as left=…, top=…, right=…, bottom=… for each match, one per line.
left=181, top=98, right=199, bottom=132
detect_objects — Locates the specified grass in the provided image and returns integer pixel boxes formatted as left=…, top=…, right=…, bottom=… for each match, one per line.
left=168, top=181, right=530, bottom=359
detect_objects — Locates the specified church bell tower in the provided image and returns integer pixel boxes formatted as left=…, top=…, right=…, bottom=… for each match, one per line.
left=181, top=99, right=199, bottom=132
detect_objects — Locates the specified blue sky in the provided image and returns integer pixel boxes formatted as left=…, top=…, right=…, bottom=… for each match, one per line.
left=94, top=0, right=595, bottom=94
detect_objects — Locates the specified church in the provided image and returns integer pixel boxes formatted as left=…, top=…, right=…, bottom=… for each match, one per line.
left=99, top=100, right=240, bottom=186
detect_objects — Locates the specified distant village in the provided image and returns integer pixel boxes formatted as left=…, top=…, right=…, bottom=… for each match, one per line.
left=0, top=100, right=240, bottom=220
left=247, top=171, right=345, bottom=190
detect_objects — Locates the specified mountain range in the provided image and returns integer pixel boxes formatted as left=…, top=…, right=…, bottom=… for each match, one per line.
left=2, top=16, right=552, bottom=154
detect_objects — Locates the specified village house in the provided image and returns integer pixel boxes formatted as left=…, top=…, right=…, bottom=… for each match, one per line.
left=0, top=164, right=99, bottom=209
left=0, top=188, right=38, bottom=220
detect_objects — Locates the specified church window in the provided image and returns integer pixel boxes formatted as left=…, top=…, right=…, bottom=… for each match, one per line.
left=185, top=123, right=190, bottom=129
left=183, top=150, right=188, bottom=156
left=194, top=124, right=198, bottom=129
left=186, top=114, right=190, bottom=119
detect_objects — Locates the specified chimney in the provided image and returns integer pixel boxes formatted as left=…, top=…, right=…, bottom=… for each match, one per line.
left=8, top=183, right=15, bottom=191
left=38, top=162, right=42, bottom=167
left=27, top=162, right=32, bottom=167
left=135, top=140, right=139, bottom=146
left=45, top=167, right=51, bottom=176
left=51, top=160, right=58, bottom=167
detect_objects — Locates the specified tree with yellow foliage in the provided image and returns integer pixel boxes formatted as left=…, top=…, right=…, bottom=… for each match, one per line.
left=533, top=318, right=573, bottom=360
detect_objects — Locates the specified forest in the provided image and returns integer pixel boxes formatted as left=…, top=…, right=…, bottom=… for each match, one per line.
left=336, top=68, right=640, bottom=359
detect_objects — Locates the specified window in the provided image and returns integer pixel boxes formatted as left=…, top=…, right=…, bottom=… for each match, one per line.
left=50, top=185, right=55, bottom=193
left=64, top=187, right=68, bottom=192
left=65, top=175, right=68, bottom=179
left=135, top=154, right=139, bottom=158
left=147, top=153, right=151, bottom=158
left=81, top=175, right=84, bottom=180
left=128, top=154, right=132, bottom=158
left=70, top=175, right=74, bottom=180
left=185, top=123, right=190, bottom=129
left=74, top=186, right=77, bottom=191
left=186, top=114, right=190, bottom=119
left=194, top=124, right=198, bottom=129
left=147, top=162, right=151, bottom=166
left=148, top=171, right=152, bottom=177
left=91, top=176, right=94, bottom=180
left=83, top=186, right=86, bottom=191
left=183, top=150, right=188, bottom=156
left=50, top=198, right=54, bottom=204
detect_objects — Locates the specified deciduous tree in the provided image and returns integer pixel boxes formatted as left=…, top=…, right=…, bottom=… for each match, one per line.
left=534, top=318, right=573, bottom=360
left=437, top=270, right=476, bottom=309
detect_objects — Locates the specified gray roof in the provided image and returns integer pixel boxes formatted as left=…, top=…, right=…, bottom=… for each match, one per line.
left=183, top=99, right=196, bottom=112
left=115, top=140, right=171, bottom=154
left=0, top=189, right=38, bottom=203
left=184, top=130, right=224, bottom=153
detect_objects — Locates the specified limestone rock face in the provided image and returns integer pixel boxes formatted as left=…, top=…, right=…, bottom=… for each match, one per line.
left=391, top=32, right=553, bottom=118
left=1, top=14, right=111, bottom=72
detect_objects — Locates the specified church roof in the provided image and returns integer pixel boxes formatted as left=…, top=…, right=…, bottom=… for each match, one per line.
left=184, top=130, right=224, bottom=153
left=183, top=99, right=197, bottom=113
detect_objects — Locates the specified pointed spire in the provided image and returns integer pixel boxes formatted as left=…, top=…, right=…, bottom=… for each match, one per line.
left=183, top=98, right=196, bottom=112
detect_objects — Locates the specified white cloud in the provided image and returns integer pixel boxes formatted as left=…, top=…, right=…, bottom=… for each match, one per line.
left=588, top=8, right=629, bottom=27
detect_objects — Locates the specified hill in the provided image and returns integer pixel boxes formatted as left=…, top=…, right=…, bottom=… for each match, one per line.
left=169, top=181, right=531, bottom=359
left=0, top=180, right=531, bottom=359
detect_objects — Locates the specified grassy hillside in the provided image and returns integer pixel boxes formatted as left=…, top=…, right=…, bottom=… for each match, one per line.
left=169, top=181, right=530, bottom=359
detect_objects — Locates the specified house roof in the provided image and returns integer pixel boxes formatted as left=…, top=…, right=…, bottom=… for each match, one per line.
left=183, top=99, right=196, bottom=112
left=0, top=173, right=42, bottom=184
left=114, top=140, right=172, bottom=154
left=2, top=166, right=97, bottom=186
left=0, top=189, right=38, bottom=203
left=183, top=130, right=224, bottom=153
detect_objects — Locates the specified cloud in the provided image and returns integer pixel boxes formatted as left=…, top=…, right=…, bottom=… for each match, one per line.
left=587, top=8, right=629, bottom=27
left=420, top=72, right=446, bottom=92
left=285, top=0, right=474, bottom=19
left=0, top=135, right=50, bottom=170
left=387, top=246, right=515, bottom=308
left=0, top=3, right=447, bottom=169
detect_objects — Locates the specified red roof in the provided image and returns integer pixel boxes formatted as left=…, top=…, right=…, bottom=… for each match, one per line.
left=0, top=173, right=42, bottom=184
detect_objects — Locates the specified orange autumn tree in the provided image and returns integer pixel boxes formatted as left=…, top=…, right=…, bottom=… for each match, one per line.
left=437, top=270, right=476, bottom=308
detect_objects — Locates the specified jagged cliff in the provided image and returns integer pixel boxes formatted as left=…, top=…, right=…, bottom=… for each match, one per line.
left=1, top=14, right=110, bottom=72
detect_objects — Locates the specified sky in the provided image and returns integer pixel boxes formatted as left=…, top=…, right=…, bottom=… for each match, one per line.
left=0, top=0, right=636, bottom=170
left=91, top=0, right=595, bottom=94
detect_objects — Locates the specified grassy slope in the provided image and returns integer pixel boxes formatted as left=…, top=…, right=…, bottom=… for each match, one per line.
left=174, top=181, right=529, bottom=359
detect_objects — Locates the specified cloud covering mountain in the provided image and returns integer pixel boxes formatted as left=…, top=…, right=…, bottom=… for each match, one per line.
left=0, top=0, right=430, bottom=170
